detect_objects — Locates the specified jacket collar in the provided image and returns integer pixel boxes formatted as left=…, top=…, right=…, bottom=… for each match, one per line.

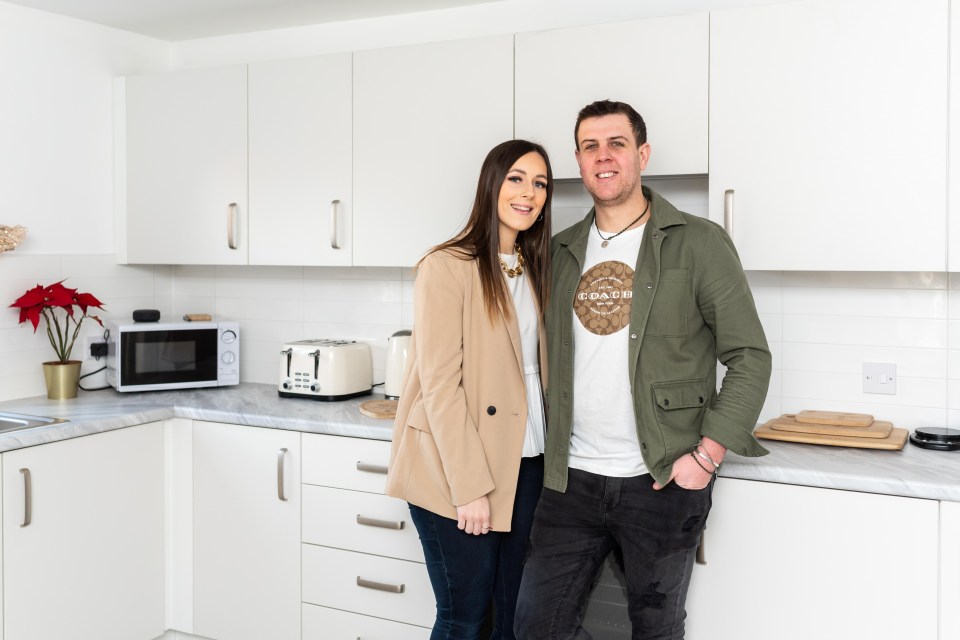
left=556, top=185, right=686, bottom=250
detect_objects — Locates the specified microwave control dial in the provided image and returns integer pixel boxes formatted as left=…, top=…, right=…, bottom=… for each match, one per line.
left=222, top=330, right=237, bottom=344
left=222, top=351, right=236, bottom=365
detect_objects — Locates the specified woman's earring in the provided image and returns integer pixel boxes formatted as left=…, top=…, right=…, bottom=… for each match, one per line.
left=536, top=212, right=544, bottom=223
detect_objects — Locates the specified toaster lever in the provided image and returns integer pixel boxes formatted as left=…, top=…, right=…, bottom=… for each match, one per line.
left=280, top=348, right=293, bottom=377
left=308, top=349, right=321, bottom=384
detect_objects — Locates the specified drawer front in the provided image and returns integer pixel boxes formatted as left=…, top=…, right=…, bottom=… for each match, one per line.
left=303, top=544, right=434, bottom=627
left=303, top=603, right=430, bottom=640
left=302, top=433, right=391, bottom=493
left=303, top=485, right=424, bottom=562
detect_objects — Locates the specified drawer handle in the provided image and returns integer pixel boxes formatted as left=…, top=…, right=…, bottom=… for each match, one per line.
left=357, top=576, right=405, bottom=594
left=227, top=202, right=238, bottom=250
left=723, top=189, right=734, bottom=237
left=357, top=515, right=405, bottom=530
left=277, top=448, right=288, bottom=502
left=331, top=199, right=342, bottom=250
left=20, top=468, right=32, bottom=528
left=356, top=461, right=388, bottom=475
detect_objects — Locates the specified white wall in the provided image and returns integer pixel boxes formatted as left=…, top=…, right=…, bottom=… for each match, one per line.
left=0, top=1, right=169, bottom=255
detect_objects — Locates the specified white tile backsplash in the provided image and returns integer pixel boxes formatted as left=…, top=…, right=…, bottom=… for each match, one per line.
left=2, top=178, right=960, bottom=432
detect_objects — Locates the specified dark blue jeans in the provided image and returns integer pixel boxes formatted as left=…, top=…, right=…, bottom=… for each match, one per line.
left=514, top=468, right=714, bottom=640
left=410, top=455, right=544, bottom=640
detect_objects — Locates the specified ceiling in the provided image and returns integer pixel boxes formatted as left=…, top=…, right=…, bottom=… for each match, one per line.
left=4, top=0, right=502, bottom=41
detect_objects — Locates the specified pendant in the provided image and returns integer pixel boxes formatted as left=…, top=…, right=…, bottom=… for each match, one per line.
left=601, top=240, right=609, bottom=248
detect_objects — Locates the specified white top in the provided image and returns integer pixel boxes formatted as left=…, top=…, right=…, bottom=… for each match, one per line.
left=568, top=221, right=648, bottom=477
left=500, top=252, right=546, bottom=458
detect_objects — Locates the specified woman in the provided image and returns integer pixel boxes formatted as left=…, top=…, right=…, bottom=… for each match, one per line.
left=385, top=139, right=553, bottom=640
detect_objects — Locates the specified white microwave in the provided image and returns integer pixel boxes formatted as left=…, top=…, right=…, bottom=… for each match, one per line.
left=105, top=320, right=240, bottom=392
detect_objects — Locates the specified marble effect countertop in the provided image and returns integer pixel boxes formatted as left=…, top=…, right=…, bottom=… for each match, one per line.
left=0, top=383, right=957, bottom=502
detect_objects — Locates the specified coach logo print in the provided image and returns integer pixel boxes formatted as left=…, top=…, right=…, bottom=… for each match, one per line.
left=574, top=261, right=633, bottom=336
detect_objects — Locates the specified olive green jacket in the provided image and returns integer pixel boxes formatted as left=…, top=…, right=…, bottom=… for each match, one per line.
left=544, top=187, right=771, bottom=491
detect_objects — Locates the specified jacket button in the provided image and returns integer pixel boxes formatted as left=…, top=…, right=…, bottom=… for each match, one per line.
left=630, top=333, right=638, bottom=339
left=487, top=406, right=496, bottom=416
left=641, top=442, right=647, bottom=449
left=653, top=233, right=660, bottom=239
left=663, top=399, right=670, bottom=407
left=699, top=396, right=704, bottom=403
left=646, top=282, right=653, bottom=289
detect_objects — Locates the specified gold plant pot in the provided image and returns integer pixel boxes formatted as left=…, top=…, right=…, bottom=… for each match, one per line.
left=42, top=361, right=82, bottom=400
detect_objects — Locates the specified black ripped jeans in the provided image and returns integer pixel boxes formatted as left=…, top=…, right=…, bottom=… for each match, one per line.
left=514, top=468, right=714, bottom=640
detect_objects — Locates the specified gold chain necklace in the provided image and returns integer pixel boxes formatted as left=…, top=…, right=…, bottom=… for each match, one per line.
left=499, top=244, right=525, bottom=278
left=595, top=198, right=650, bottom=248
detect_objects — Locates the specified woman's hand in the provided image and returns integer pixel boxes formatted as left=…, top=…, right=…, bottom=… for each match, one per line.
left=456, top=496, right=492, bottom=535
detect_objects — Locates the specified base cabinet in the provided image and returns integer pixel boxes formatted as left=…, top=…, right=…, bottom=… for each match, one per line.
left=1, top=423, right=165, bottom=640
left=192, top=422, right=301, bottom=640
left=685, top=478, right=939, bottom=640
left=302, top=433, right=434, bottom=635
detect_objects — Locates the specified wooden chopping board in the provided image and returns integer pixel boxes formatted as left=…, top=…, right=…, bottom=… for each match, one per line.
left=359, top=399, right=398, bottom=420
left=767, top=414, right=893, bottom=439
left=755, top=422, right=908, bottom=450
left=794, top=410, right=874, bottom=427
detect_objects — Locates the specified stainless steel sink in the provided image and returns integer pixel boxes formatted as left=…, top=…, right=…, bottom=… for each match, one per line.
left=0, top=411, right=67, bottom=434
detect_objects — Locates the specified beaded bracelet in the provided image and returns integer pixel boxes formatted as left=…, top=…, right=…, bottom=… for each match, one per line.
left=689, top=451, right=715, bottom=475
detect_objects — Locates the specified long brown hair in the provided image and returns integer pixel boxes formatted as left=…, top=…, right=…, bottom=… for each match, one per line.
left=424, top=139, right=553, bottom=321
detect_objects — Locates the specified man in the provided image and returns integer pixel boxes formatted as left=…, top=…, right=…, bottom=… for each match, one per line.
left=514, top=100, right=771, bottom=640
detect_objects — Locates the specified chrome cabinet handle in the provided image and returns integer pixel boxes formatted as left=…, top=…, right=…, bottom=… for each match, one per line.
left=227, top=202, right=238, bottom=249
left=357, top=576, right=404, bottom=594
left=696, top=528, right=707, bottom=565
left=723, top=189, right=734, bottom=236
left=330, top=199, right=341, bottom=250
left=277, top=448, right=288, bottom=502
left=20, top=468, right=32, bottom=527
left=357, top=515, right=405, bottom=530
left=356, top=461, right=388, bottom=475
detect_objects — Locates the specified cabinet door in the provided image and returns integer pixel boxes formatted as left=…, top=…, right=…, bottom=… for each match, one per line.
left=124, top=65, right=248, bottom=265
left=943, top=501, right=960, bottom=639
left=710, top=0, right=947, bottom=270
left=950, top=0, right=960, bottom=271
left=353, top=35, right=514, bottom=267
left=249, top=54, right=353, bottom=266
left=516, top=14, right=708, bottom=179
left=2, top=424, right=165, bottom=640
left=685, top=479, right=938, bottom=640
left=193, top=422, right=300, bottom=640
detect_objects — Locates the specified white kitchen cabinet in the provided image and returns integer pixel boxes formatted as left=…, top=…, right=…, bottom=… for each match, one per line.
left=353, top=35, right=514, bottom=267
left=122, top=65, right=248, bottom=265
left=685, top=478, right=939, bottom=640
left=515, top=14, right=708, bottom=179
left=709, top=0, right=947, bottom=271
left=942, top=500, right=960, bottom=639
left=248, top=54, right=354, bottom=266
left=2, top=423, right=165, bottom=640
left=949, top=0, right=960, bottom=271
left=193, top=422, right=300, bottom=640
left=301, top=433, right=434, bottom=636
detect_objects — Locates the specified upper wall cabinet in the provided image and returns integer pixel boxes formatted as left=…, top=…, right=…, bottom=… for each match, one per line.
left=950, top=0, right=960, bottom=272
left=515, top=14, right=708, bottom=179
left=122, top=65, right=249, bottom=265
left=710, top=0, right=948, bottom=271
left=248, top=55, right=353, bottom=266
left=353, top=35, right=514, bottom=267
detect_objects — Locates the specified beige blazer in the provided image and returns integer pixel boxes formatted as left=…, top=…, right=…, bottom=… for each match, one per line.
left=385, top=249, right=547, bottom=532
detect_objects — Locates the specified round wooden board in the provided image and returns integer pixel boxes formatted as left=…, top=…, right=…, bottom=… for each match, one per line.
left=360, top=399, right=398, bottom=419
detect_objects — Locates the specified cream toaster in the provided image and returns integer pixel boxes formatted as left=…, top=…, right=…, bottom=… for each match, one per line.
left=278, top=339, right=373, bottom=401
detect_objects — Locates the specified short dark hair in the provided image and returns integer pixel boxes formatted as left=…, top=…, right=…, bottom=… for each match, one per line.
left=574, top=99, right=647, bottom=149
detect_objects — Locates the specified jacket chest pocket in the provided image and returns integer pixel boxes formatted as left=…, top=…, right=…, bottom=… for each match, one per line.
left=645, top=269, right=690, bottom=337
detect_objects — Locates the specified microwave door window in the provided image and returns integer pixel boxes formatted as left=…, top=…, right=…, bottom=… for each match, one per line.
left=120, top=330, right=218, bottom=386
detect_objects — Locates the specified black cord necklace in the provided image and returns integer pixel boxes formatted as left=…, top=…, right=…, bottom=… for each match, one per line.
left=595, top=198, right=650, bottom=248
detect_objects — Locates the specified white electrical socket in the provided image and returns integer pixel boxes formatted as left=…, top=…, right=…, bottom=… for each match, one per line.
left=83, top=335, right=107, bottom=361
left=863, top=362, right=897, bottom=395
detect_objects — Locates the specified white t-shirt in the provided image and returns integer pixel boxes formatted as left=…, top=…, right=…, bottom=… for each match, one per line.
left=568, top=220, right=648, bottom=477
left=500, top=252, right=546, bottom=458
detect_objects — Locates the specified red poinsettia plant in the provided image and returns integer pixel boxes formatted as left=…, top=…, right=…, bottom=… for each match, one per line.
left=9, top=281, right=105, bottom=363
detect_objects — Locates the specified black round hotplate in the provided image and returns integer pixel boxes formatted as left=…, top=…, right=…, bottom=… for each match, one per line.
left=909, top=427, right=960, bottom=451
